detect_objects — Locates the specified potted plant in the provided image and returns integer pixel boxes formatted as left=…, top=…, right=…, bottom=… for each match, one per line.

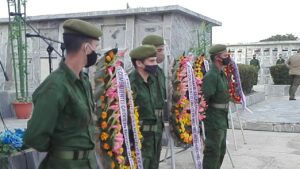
left=8, top=0, right=32, bottom=119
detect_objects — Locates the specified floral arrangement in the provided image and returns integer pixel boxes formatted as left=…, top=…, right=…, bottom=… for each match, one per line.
left=0, top=129, right=25, bottom=156
left=193, top=54, right=208, bottom=80
left=0, top=128, right=25, bottom=168
left=170, top=54, right=207, bottom=145
left=94, top=48, right=143, bottom=169
left=224, top=57, right=242, bottom=104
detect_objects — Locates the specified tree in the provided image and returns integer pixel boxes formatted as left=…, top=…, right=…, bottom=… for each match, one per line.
left=260, top=34, right=298, bottom=42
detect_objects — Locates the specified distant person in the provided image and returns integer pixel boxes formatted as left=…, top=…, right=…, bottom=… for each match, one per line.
left=250, top=54, right=260, bottom=85
left=276, top=54, right=285, bottom=65
left=250, top=54, right=260, bottom=70
left=285, top=49, right=300, bottom=100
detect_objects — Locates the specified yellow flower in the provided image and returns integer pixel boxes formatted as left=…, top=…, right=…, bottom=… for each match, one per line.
left=107, top=151, right=113, bottom=157
left=101, top=112, right=107, bottom=119
left=100, top=132, right=109, bottom=141
left=103, top=143, right=110, bottom=150
left=101, top=121, right=108, bottom=129
left=111, top=161, right=115, bottom=169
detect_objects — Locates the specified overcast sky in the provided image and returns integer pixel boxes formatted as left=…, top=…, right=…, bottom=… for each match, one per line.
left=0, top=0, right=299, bottom=44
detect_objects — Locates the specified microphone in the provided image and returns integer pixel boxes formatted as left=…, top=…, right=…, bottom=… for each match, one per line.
left=25, top=33, right=40, bottom=38
left=9, top=12, right=23, bottom=16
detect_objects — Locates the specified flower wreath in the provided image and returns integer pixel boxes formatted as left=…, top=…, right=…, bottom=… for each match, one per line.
left=94, top=48, right=143, bottom=169
left=224, top=57, right=242, bottom=104
left=193, top=54, right=208, bottom=80
left=170, top=54, right=207, bottom=145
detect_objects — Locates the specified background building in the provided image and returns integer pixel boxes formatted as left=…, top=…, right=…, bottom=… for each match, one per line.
left=227, top=41, right=300, bottom=84
left=0, top=5, right=221, bottom=117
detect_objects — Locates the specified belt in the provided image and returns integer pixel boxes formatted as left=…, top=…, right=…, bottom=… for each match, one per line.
left=51, top=150, right=93, bottom=160
left=211, top=103, right=229, bottom=109
left=155, top=109, right=163, bottom=118
left=143, top=124, right=158, bottom=132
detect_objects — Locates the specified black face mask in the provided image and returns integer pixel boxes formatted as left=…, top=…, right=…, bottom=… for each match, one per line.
left=222, top=57, right=231, bottom=65
left=85, top=51, right=98, bottom=68
left=144, top=65, right=158, bottom=74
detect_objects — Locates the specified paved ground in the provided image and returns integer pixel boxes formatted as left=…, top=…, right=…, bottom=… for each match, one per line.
left=231, top=96, right=300, bottom=132
left=159, top=130, right=300, bottom=169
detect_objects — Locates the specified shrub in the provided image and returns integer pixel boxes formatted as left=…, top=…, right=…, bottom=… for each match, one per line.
left=238, top=64, right=257, bottom=95
left=269, top=64, right=291, bottom=85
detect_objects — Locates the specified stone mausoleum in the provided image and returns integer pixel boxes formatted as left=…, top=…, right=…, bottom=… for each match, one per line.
left=0, top=5, right=221, bottom=117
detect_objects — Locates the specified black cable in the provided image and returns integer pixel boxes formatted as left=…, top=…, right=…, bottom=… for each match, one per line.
left=0, top=111, right=8, bottom=131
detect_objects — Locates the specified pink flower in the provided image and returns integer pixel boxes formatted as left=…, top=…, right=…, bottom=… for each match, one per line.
left=107, top=67, right=115, bottom=76
left=106, top=86, right=117, bottom=99
left=200, top=100, right=207, bottom=107
left=115, top=60, right=122, bottom=67
left=198, top=114, right=206, bottom=120
left=116, top=155, right=125, bottom=164
left=109, top=104, right=119, bottom=111
left=118, top=48, right=128, bottom=57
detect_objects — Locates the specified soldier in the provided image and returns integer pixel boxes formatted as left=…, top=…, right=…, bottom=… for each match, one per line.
left=202, top=44, right=230, bottom=169
left=250, top=54, right=260, bottom=70
left=250, top=54, right=260, bottom=85
left=142, top=35, right=166, bottom=168
left=276, top=54, right=285, bottom=65
left=129, top=45, right=161, bottom=169
left=24, top=19, right=102, bottom=169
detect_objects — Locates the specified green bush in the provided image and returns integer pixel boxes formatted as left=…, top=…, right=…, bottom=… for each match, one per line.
left=237, top=64, right=257, bottom=95
left=270, top=64, right=291, bottom=84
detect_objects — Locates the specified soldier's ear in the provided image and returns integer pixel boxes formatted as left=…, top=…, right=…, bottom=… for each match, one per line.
left=136, top=60, right=144, bottom=68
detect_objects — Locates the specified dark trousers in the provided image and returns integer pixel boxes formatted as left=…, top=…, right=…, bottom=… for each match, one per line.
left=141, top=121, right=163, bottom=169
left=289, top=75, right=300, bottom=99
left=203, top=129, right=227, bottom=169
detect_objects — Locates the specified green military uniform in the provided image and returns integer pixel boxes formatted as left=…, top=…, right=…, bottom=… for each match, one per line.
left=142, top=35, right=166, bottom=168
left=202, top=44, right=230, bottom=169
left=24, top=19, right=102, bottom=169
left=250, top=57, right=260, bottom=70
left=250, top=57, right=260, bottom=85
left=129, top=45, right=162, bottom=169
left=276, top=58, right=285, bottom=65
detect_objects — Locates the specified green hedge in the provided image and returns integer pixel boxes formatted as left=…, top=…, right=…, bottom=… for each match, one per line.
left=270, top=64, right=291, bottom=85
left=238, top=64, right=257, bottom=95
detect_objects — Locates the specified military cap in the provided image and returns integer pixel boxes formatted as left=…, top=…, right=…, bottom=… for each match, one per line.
left=209, top=44, right=227, bottom=59
left=63, top=19, right=102, bottom=40
left=142, top=35, right=164, bottom=46
left=129, top=45, right=157, bottom=60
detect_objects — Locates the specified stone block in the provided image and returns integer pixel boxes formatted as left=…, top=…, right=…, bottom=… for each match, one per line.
left=265, top=85, right=300, bottom=96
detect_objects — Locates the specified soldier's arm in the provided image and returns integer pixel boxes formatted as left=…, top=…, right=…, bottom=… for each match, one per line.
left=202, top=73, right=217, bottom=103
left=24, top=83, right=65, bottom=152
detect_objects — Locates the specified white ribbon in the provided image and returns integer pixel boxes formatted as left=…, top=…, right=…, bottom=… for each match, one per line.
left=116, top=66, right=134, bottom=168
left=186, top=62, right=203, bottom=169
left=116, top=66, right=144, bottom=169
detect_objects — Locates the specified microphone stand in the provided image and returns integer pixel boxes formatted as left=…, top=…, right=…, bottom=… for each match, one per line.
left=0, top=59, right=9, bottom=130
left=26, top=33, right=65, bottom=74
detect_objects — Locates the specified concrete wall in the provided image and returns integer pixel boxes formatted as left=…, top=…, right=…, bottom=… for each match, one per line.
left=0, top=11, right=213, bottom=118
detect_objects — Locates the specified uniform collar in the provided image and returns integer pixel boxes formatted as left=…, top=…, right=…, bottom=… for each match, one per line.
left=131, top=69, right=154, bottom=84
left=59, top=61, right=84, bottom=82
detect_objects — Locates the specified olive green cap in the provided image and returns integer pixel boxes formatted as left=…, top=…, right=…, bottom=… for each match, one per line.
left=142, top=35, right=164, bottom=46
left=209, top=44, right=227, bottom=59
left=63, top=19, right=102, bottom=40
left=129, top=45, right=157, bottom=60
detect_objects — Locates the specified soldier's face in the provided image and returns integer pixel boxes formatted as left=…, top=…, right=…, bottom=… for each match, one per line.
left=143, top=57, right=158, bottom=66
left=156, top=45, right=165, bottom=63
